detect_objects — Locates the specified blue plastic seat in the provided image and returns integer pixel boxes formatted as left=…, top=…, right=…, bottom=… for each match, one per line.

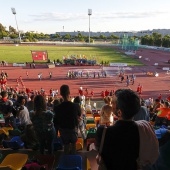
left=2, top=136, right=24, bottom=150
left=155, top=127, right=168, bottom=139
left=56, top=155, right=82, bottom=170
left=155, top=132, right=162, bottom=139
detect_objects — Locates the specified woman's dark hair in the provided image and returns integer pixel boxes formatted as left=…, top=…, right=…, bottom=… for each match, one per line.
left=34, top=95, right=46, bottom=112
left=115, top=89, right=140, bottom=120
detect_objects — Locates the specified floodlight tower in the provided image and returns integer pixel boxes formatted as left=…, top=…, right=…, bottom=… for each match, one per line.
left=88, top=9, right=92, bottom=43
left=11, top=8, right=21, bottom=43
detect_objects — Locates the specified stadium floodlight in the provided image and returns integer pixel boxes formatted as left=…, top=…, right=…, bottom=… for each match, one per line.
left=11, top=7, right=21, bottom=43
left=88, top=9, right=92, bottom=43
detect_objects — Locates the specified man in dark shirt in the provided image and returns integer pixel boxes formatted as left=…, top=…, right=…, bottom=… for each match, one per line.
left=54, top=85, right=81, bottom=154
left=26, top=95, right=35, bottom=113
left=96, top=89, right=141, bottom=170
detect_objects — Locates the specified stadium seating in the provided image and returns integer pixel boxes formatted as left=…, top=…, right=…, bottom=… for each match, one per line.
left=86, top=124, right=96, bottom=130
left=56, top=155, right=82, bottom=170
left=86, top=118, right=95, bottom=124
left=86, top=128, right=96, bottom=139
left=87, top=159, right=91, bottom=170
left=0, top=153, right=28, bottom=170
left=2, top=136, right=24, bottom=150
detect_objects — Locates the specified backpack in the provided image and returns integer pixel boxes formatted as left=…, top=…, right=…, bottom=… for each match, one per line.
left=32, top=111, right=54, bottom=134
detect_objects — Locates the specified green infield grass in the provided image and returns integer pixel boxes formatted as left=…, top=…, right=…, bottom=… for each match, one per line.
left=0, top=45, right=144, bottom=66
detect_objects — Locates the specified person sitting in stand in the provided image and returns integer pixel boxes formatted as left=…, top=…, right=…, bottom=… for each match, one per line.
left=99, top=96, right=113, bottom=126
left=155, top=101, right=170, bottom=126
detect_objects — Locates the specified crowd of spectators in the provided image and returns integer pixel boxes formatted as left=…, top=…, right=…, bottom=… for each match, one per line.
left=0, top=84, right=170, bottom=169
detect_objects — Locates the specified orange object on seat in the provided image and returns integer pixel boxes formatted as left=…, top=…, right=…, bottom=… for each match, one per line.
left=0, top=127, right=13, bottom=136
left=94, top=117, right=100, bottom=123
left=76, top=138, right=84, bottom=150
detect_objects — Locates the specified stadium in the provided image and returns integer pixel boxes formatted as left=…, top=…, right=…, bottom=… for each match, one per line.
left=0, top=42, right=170, bottom=169
left=0, top=1, right=170, bottom=169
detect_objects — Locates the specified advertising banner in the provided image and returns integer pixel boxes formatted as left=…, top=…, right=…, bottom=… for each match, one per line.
left=31, top=51, right=48, bottom=61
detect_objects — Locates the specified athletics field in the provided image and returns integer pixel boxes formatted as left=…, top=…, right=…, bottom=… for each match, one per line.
left=0, top=44, right=169, bottom=100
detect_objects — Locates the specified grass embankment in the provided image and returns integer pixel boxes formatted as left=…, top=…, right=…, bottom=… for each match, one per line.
left=0, top=45, right=144, bottom=66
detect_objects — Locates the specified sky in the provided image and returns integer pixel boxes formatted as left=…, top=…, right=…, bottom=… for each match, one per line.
left=1, top=0, right=170, bottom=34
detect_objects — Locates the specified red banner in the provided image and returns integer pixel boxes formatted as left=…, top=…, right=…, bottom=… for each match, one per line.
left=31, top=51, right=48, bottom=61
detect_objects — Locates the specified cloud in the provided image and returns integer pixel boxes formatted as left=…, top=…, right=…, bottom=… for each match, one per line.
left=97, top=11, right=168, bottom=19
left=29, top=12, right=86, bottom=21
left=29, top=10, right=169, bottom=22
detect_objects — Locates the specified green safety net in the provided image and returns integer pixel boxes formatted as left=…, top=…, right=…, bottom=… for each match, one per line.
left=119, top=34, right=139, bottom=51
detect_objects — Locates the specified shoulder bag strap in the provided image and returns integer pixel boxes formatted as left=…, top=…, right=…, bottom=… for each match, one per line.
left=99, top=126, right=107, bottom=154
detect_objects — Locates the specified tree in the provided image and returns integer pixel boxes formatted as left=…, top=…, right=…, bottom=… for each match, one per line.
left=0, top=31, right=8, bottom=38
left=24, top=31, right=35, bottom=42
left=9, top=34, right=18, bottom=39
left=79, top=37, right=84, bottom=42
left=109, top=34, right=119, bottom=39
left=85, top=38, right=93, bottom=43
left=77, top=33, right=83, bottom=38
left=162, top=34, right=170, bottom=48
left=53, top=33, right=61, bottom=38
left=99, top=34, right=107, bottom=40
left=0, top=23, right=6, bottom=32
left=141, top=34, right=153, bottom=46
left=44, top=34, right=50, bottom=39
left=0, top=23, right=8, bottom=38
left=9, top=26, right=17, bottom=34
left=63, top=34, right=71, bottom=39
left=152, top=32, right=162, bottom=47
